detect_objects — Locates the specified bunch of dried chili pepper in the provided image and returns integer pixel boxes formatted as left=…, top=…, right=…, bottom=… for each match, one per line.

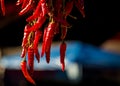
left=21, top=0, right=85, bottom=85
left=0, top=0, right=85, bottom=85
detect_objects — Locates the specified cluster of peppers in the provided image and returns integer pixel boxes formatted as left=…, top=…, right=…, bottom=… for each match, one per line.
left=0, top=0, right=85, bottom=85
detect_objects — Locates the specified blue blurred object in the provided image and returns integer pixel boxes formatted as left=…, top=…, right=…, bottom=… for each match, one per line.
left=1, top=41, right=120, bottom=69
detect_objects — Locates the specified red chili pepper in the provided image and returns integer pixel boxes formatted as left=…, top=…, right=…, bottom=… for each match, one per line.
left=33, top=30, right=42, bottom=63
left=26, top=0, right=42, bottom=22
left=41, top=27, right=47, bottom=57
left=44, top=21, right=59, bottom=63
left=20, top=58, right=36, bottom=85
left=60, top=41, right=67, bottom=71
left=45, top=45, right=50, bottom=63
left=0, top=0, right=5, bottom=16
left=22, top=24, right=31, bottom=47
left=34, top=30, right=42, bottom=49
left=45, top=36, right=53, bottom=63
left=41, top=21, right=56, bottom=59
left=19, top=0, right=33, bottom=15
left=43, top=22, right=56, bottom=53
left=28, top=46, right=34, bottom=75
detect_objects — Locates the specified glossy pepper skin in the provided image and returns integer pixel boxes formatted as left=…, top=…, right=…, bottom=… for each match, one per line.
left=28, top=46, right=34, bottom=75
left=20, top=59, right=36, bottom=85
left=33, top=30, right=42, bottom=63
left=26, top=0, right=43, bottom=22
left=21, top=24, right=31, bottom=58
left=19, top=0, right=33, bottom=15
left=60, top=41, right=67, bottom=71
left=41, top=27, right=47, bottom=57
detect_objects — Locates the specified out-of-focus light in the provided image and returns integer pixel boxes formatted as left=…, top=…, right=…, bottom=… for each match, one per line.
left=66, top=63, right=82, bottom=83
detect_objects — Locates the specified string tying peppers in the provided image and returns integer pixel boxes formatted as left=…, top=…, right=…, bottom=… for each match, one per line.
left=0, top=0, right=85, bottom=85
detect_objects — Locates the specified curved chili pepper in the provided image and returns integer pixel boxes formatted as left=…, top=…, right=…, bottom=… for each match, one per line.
left=43, top=22, right=55, bottom=53
left=26, top=0, right=42, bottom=22
left=60, top=41, right=67, bottom=71
left=20, top=58, right=36, bottom=85
left=22, top=24, right=31, bottom=47
left=0, top=0, right=5, bottom=16
left=19, top=0, right=33, bottom=15
left=44, top=21, right=59, bottom=63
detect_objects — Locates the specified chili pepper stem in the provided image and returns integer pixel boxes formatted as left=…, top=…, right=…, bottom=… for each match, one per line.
left=68, top=15, right=77, bottom=20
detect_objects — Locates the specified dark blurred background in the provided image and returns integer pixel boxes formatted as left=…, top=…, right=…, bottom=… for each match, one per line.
left=0, top=0, right=120, bottom=86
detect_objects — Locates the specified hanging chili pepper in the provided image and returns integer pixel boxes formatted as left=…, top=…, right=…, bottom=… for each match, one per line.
left=22, top=24, right=31, bottom=47
left=0, top=0, right=5, bottom=16
left=45, top=36, right=53, bottom=63
left=26, top=0, right=42, bottom=22
left=28, top=46, right=34, bottom=75
left=19, top=0, right=33, bottom=15
left=60, top=41, right=67, bottom=71
left=43, top=21, right=55, bottom=54
left=41, top=27, right=47, bottom=57
left=26, top=31, right=35, bottom=75
left=45, top=44, right=51, bottom=63
left=20, top=58, right=36, bottom=85
left=21, top=24, right=31, bottom=58
left=33, top=30, right=42, bottom=63
left=44, top=21, right=59, bottom=63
